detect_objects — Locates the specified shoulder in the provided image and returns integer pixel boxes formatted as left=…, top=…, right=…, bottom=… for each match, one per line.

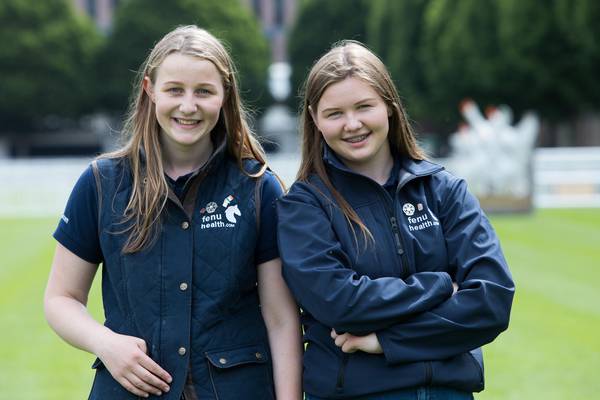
left=71, top=163, right=99, bottom=196
left=260, top=168, right=284, bottom=198
left=92, top=156, right=129, bottom=181
left=424, top=167, right=481, bottom=216
left=282, top=175, right=333, bottom=208
left=402, top=158, right=463, bottom=195
left=430, top=169, right=463, bottom=192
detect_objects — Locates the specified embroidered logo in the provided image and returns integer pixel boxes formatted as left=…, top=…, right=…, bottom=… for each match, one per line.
left=402, top=203, right=415, bottom=216
left=222, top=195, right=234, bottom=207
left=205, top=202, right=218, bottom=213
left=225, top=204, right=241, bottom=223
left=200, top=195, right=241, bottom=230
left=404, top=203, right=440, bottom=232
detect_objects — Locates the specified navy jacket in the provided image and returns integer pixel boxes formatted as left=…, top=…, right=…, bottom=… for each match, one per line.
left=277, top=148, right=514, bottom=398
left=88, top=137, right=276, bottom=400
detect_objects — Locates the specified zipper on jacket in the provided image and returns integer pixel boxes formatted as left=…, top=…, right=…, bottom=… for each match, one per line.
left=335, top=353, right=349, bottom=393
left=425, top=361, right=433, bottom=384
left=391, top=214, right=413, bottom=276
left=389, top=216, right=404, bottom=256
left=326, top=161, right=422, bottom=277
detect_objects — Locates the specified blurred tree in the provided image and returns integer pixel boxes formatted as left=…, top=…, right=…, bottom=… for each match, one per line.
left=288, top=0, right=369, bottom=106
left=420, top=0, right=503, bottom=128
left=416, top=0, right=599, bottom=127
left=0, top=0, right=101, bottom=132
left=496, top=0, right=583, bottom=119
left=366, top=0, right=431, bottom=121
left=96, top=0, right=269, bottom=116
left=554, top=0, right=600, bottom=111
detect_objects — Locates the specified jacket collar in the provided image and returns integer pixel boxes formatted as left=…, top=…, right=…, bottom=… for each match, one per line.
left=322, top=143, right=444, bottom=187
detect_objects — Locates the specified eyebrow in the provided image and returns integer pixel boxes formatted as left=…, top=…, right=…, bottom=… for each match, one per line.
left=162, top=81, right=218, bottom=88
left=320, top=98, right=378, bottom=114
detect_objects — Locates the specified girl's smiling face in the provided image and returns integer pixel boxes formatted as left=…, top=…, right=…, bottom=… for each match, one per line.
left=144, top=52, right=225, bottom=154
left=312, top=76, right=392, bottom=175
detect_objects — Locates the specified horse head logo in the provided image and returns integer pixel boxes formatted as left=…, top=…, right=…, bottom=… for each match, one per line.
left=224, top=204, right=241, bottom=223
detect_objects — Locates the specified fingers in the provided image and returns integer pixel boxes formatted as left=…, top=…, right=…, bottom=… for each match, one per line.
left=341, top=340, right=358, bottom=353
left=126, top=373, right=163, bottom=398
left=139, top=356, right=172, bottom=390
left=334, top=332, right=349, bottom=348
left=119, top=376, right=153, bottom=398
left=330, top=329, right=338, bottom=339
left=99, top=333, right=171, bottom=397
left=332, top=331, right=358, bottom=353
left=119, top=359, right=171, bottom=397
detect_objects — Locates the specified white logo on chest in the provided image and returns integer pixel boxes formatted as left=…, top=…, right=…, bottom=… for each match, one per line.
left=225, top=204, right=241, bottom=223
left=200, top=194, right=242, bottom=230
left=404, top=203, right=440, bottom=232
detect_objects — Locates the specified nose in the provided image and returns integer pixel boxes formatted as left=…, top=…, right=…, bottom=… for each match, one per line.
left=179, top=94, right=198, bottom=114
left=344, top=113, right=363, bottom=132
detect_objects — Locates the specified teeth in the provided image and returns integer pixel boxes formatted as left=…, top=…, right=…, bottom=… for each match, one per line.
left=176, top=118, right=199, bottom=125
left=345, top=134, right=368, bottom=143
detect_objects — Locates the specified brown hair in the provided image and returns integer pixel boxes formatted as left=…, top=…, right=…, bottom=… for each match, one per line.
left=298, top=40, right=426, bottom=242
left=102, top=25, right=268, bottom=253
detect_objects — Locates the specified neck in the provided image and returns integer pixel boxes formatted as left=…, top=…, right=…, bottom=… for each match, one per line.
left=162, top=138, right=214, bottom=180
left=344, top=152, right=394, bottom=185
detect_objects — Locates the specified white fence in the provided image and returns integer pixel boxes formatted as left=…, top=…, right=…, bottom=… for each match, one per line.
left=1, top=147, right=599, bottom=217
left=533, top=147, right=600, bottom=208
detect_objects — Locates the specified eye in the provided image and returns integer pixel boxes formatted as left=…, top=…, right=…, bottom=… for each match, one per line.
left=326, top=111, right=342, bottom=118
left=166, top=87, right=183, bottom=94
left=357, top=104, right=372, bottom=109
left=196, top=88, right=212, bottom=96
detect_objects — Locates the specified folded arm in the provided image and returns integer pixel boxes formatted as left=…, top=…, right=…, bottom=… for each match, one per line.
left=376, top=179, right=515, bottom=363
left=277, top=184, right=454, bottom=334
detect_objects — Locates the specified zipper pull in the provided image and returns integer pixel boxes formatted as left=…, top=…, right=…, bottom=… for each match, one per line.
left=390, top=217, right=404, bottom=255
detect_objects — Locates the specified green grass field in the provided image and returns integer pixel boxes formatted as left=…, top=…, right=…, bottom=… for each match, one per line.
left=0, top=209, right=599, bottom=399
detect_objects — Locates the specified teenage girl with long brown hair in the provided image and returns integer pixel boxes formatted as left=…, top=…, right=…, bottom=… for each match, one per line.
left=277, top=41, right=514, bottom=400
left=45, top=25, right=301, bottom=400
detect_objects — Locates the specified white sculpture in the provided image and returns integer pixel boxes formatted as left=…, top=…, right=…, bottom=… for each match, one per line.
left=447, top=99, right=540, bottom=199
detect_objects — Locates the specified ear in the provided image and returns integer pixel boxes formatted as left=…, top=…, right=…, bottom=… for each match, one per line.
left=143, top=76, right=155, bottom=103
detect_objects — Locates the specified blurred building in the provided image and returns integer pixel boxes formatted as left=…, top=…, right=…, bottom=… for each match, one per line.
left=72, top=0, right=119, bottom=33
left=71, top=0, right=298, bottom=62
left=239, top=0, right=297, bottom=62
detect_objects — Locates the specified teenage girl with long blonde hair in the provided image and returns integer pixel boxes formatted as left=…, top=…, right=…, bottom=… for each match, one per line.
left=45, top=25, right=302, bottom=400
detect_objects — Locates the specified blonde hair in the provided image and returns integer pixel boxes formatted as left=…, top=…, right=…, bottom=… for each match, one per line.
left=103, top=25, right=268, bottom=253
left=298, top=40, right=426, bottom=243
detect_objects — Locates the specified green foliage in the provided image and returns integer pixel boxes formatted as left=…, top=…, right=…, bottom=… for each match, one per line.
left=1, top=209, right=599, bottom=398
left=553, top=0, right=600, bottom=111
left=361, top=0, right=600, bottom=131
left=288, top=0, right=369, bottom=105
left=420, top=0, right=503, bottom=126
left=495, top=0, right=580, bottom=119
left=96, top=0, right=269, bottom=115
left=366, top=0, right=430, bottom=121
left=0, top=0, right=101, bottom=132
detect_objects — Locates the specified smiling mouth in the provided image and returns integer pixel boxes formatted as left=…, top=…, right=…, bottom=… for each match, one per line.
left=173, top=118, right=201, bottom=126
left=343, top=132, right=370, bottom=143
